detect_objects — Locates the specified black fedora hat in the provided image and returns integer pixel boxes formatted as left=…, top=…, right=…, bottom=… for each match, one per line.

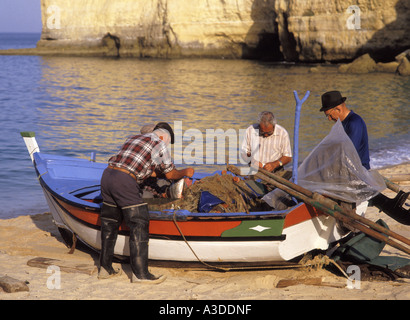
left=320, top=91, right=347, bottom=112
left=154, top=122, right=175, bottom=144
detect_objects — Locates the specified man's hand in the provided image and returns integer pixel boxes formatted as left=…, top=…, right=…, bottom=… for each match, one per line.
left=184, top=167, right=195, bottom=178
left=263, top=162, right=278, bottom=172
left=165, top=167, right=195, bottom=180
left=264, top=156, right=292, bottom=172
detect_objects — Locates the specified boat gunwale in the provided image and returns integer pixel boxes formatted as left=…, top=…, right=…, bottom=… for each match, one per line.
left=45, top=186, right=288, bottom=243
left=33, top=153, right=296, bottom=222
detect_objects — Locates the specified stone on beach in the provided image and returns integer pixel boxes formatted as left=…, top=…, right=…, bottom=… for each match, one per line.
left=0, top=275, right=29, bottom=293
left=397, top=57, right=410, bottom=76
left=338, top=54, right=377, bottom=74
left=338, top=50, right=410, bottom=75
left=375, top=61, right=400, bottom=73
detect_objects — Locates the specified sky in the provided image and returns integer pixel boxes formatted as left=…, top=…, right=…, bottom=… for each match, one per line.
left=0, top=0, right=42, bottom=33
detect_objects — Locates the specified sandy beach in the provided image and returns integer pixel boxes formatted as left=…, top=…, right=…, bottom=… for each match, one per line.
left=0, top=164, right=409, bottom=301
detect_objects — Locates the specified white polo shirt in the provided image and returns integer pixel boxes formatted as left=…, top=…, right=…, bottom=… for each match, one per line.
left=241, top=124, right=292, bottom=166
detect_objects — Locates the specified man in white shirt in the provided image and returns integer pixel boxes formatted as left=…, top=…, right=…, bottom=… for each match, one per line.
left=241, top=111, right=292, bottom=172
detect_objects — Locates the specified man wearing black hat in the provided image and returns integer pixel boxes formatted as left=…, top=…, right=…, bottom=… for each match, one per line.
left=320, top=91, right=409, bottom=224
left=98, top=122, right=194, bottom=283
left=320, top=90, right=370, bottom=170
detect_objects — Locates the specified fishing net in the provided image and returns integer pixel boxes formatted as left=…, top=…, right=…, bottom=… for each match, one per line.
left=297, top=120, right=386, bottom=203
left=172, top=173, right=267, bottom=213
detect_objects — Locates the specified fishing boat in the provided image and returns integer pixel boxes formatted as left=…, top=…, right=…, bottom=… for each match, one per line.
left=21, top=131, right=352, bottom=265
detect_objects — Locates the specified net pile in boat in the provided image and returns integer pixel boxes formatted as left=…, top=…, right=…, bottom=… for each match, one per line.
left=173, top=173, right=265, bottom=213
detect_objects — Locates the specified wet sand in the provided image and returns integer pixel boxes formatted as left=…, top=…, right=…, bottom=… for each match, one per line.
left=0, top=164, right=409, bottom=301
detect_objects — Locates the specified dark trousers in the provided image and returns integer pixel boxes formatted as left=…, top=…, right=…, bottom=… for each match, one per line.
left=99, top=167, right=149, bottom=274
left=100, top=167, right=143, bottom=208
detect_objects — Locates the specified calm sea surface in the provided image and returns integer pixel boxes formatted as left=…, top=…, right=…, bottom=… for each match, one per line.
left=1, top=33, right=409, bottom=219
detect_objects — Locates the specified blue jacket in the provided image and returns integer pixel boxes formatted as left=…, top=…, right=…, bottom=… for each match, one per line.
left=342, top=111, right=370, bottom=169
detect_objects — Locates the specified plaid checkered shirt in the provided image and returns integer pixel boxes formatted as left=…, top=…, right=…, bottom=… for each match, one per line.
left=108, top=133, right=175, bottom=183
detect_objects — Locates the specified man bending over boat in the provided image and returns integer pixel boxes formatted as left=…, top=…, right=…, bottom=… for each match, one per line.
left=99, top=122, right=194, bottom=282
left=241, top=111, right=292, bottom=173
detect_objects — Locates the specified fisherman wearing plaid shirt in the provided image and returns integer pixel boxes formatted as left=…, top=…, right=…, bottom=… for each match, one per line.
left=99, top=122, right=194, bottom=284
left=107, top=133, right=175, bottom=184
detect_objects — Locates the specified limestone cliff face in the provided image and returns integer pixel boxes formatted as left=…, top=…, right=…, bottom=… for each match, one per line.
left=39, top=0, right=279, bottom=59
left=275, top=0, right=410, bottom=62
left=38, top=0, right=409, bottom=61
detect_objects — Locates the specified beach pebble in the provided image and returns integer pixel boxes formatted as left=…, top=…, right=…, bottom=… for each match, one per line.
left=0, top=275, right=29, bottom=293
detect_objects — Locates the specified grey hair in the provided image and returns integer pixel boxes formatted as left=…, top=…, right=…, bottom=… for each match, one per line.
left=258, top=111, right=277, bottom=126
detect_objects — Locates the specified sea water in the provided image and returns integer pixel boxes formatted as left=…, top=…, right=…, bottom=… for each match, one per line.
left=0, top=33, right=409, bottom=218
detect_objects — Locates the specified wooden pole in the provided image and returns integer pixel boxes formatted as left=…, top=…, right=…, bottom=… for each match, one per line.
left=382, top=176, right=402, bottom=193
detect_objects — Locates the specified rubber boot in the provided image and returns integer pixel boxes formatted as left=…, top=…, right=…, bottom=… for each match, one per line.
left=122, top=204, right=166, bottom=284
left=98, top=203, right=122, bottom=279
left=369, top=191, right=410, bottom=226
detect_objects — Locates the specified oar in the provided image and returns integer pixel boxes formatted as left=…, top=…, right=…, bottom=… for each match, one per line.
left=227, top=165, right=410, bottom=256
left=256, top=166, right=410, bottom=248
left=382, top=175, right=403, bottom=193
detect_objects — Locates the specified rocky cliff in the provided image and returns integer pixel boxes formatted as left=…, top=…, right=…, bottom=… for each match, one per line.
left=275, top=0, right=410, bottom=62
left=38, top=0, right=409, bottom=61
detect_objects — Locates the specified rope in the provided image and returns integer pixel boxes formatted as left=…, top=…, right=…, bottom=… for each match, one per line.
left=172, top=211, right=230, bottom=272
left=171, top=211, right=330, bottom=272
left=29, top=147, right=39, bottom=159
left=37, top=171, right=48, bottom=180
